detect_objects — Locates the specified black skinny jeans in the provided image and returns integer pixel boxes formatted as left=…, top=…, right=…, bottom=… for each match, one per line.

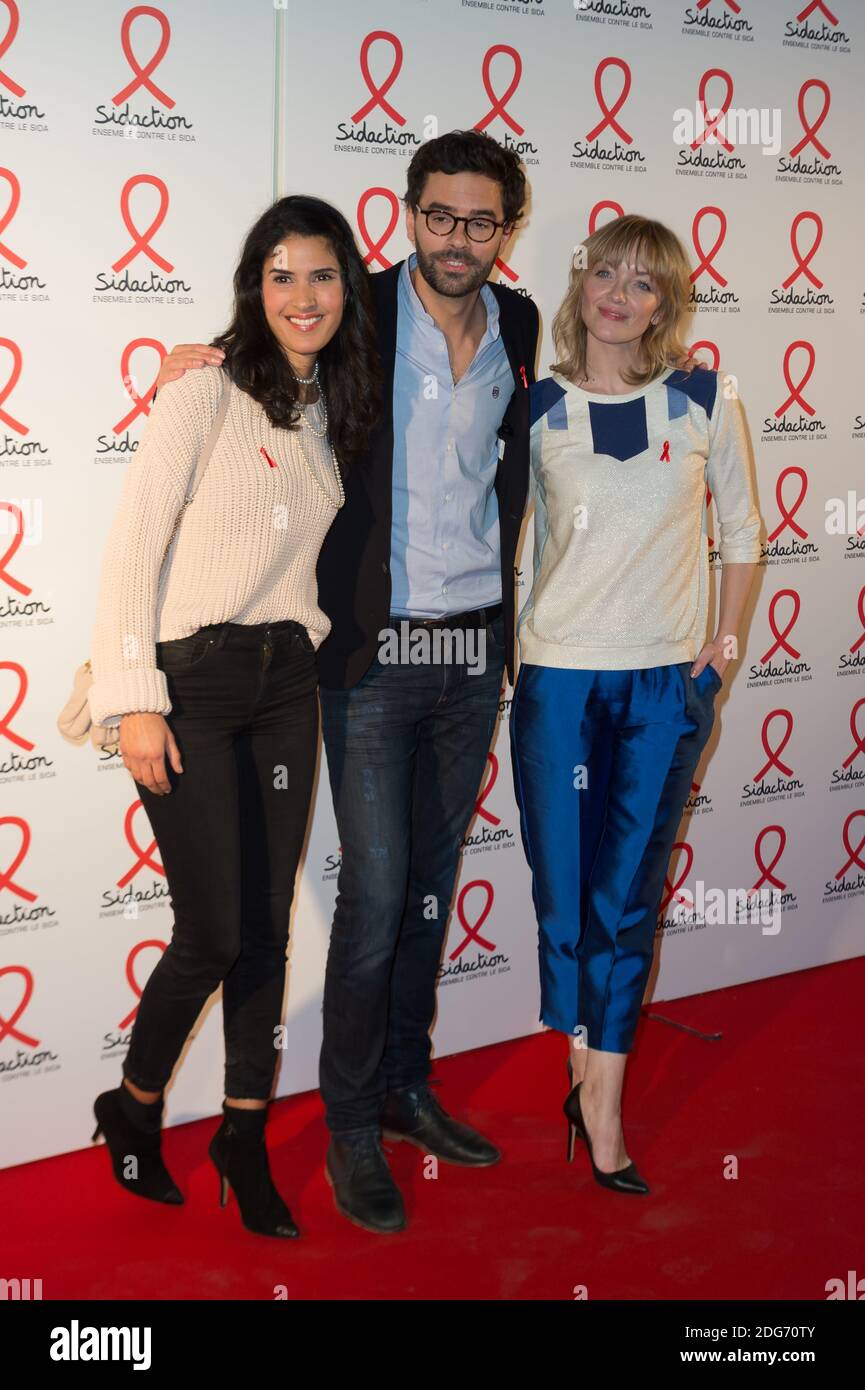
left=121, top=619, right=318, bottom=1100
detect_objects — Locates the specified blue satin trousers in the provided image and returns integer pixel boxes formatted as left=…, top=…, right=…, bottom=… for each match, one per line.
left=510, top=661, right=721, bottom=1052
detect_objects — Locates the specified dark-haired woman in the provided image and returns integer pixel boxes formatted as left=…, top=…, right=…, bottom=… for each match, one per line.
left=88, top=196, right=381, bottom=1238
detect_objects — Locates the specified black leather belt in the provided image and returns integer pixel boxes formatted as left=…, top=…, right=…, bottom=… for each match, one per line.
left=389, top=602, right=503, bottom=631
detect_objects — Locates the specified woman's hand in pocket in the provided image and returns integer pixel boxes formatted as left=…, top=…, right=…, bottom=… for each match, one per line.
left=690, top=642, right=727, bottom=683
left=119, top=713, right=183, bottom=795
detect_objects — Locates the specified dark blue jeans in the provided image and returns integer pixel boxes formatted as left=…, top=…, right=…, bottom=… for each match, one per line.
left=122, top=619, right=318, bottom=1100
left=318, top=609, right=507, bottom=1132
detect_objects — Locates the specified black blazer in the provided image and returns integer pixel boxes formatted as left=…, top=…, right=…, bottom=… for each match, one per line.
left=316, top=261, right=540, bottom=689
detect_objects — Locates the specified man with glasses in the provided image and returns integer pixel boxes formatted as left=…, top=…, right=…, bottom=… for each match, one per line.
left=156, top=130, right=539, bottom=1234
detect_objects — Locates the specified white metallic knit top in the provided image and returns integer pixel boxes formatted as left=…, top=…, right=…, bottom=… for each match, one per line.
left=88, top=364, right=341, bottom=726
left=517, top=366, right=762, bottom=670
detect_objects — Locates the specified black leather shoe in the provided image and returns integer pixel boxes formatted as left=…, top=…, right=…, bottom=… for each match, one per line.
left=325, top=1130, right=406, bottom=1234
left=382, top=1082, right=501, bottom=1166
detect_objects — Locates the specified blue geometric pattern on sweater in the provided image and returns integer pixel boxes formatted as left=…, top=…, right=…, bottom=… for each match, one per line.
left=529, top=377, right=567, bottom=429
left=588, top=396, right=648, bottom=462
left=664, top=367, right=718, bottom=420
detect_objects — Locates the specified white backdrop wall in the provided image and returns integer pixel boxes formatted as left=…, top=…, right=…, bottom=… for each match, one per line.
left=1, top=0, right=863, bottom=1169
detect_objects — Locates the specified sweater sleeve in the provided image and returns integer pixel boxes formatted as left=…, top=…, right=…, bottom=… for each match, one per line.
left=706, top=370, right=763, bottom=566
left=87, top=365, right=225, bottom=726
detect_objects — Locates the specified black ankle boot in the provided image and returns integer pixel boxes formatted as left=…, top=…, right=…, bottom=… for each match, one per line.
left=208, top=1103, right=299, bottom=1239
left=92, top=1084, right=184, bottom=1205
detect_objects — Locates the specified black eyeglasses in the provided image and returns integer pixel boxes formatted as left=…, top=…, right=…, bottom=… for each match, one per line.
left=416, top=206, right=508, bottom=244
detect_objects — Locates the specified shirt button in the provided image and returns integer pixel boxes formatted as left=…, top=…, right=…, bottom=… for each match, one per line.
left=442, top=585, right=448, bottom=594
left=442, top=541, right=450, bottom=550
left=381, top=561, right=389, bottom=574
left=447, top=440, right=454, bottom=451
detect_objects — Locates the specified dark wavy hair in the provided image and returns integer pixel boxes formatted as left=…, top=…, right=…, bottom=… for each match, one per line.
left=212, top=195, right=382, bottom=471
left=404, top=129, right=527, bottom=228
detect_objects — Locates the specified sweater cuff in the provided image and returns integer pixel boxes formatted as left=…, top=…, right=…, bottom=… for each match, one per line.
left=719, top=538, right=762, bottom=565
left=88, top=668, right=171, bottom=727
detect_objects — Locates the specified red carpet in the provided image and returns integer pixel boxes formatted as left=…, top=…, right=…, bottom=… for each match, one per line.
left=3, top=958, right=862, bottom=1302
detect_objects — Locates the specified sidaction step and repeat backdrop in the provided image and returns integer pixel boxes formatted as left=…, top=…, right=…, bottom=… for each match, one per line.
left=1, top=0, right=862, bottom=1167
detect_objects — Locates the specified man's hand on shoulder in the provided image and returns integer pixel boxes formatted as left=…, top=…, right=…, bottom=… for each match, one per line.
left=156, top=343, right=225, bottom=390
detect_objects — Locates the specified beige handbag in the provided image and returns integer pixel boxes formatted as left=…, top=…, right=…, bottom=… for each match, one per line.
left=57, top=369, right=232, bottom=751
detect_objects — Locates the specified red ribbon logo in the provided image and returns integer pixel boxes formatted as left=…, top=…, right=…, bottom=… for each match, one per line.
left=796, top=2, right=838, bottom=23
left=687, top=339, right=720, bottom=371
left=659, top=440, right=671, bottom=463
left=751, top=825, right=787, bottom=894
left=586, top=57, right=633, bottom=144
left=690, top=207, right=728, bottom=287
left=0, top=661, right=33, bottom=750
left=835, top=810, right=865, bottom=879
left=113, top=5, right=174, bottom=109
left=789, top=79, right=831, bottom=159
left=0, top=964, right=39, bottom=1047
left=782, top=211, right=823, bottom=290
left=588, top=200, right=624, bottom=236
left=0, top=336, right=27, bottom=435
left=705, top=484, right=715, bottom=549
left=116, top=799, right=165, bottom=888
left=690, top=68, right=735, bottom=152
left=114, top=338, right=165, bottom=434
left=0, top=814, right=36, bottom=901
left=659, top=842, right=694, bottom=917
left=351, top=31, right=405, bottom=125
left=775, top=340, right=815, bottom=418
left=767, top=467, right=808, bottom=542
left=760, top=589, right=801, bottom=663
left=0, top=0, right=24, bottom=99
left=849, top=586, right=865, bottom=656
left=475, top=45, right=524, bottom=136
left=0, top=166, right=25, bottom=269
left=696, top=0, right=742, bottom=9
left=474, top=753, right=501, bottom=827
left=357, top=187, right=399, bottom=269
left=112, top=174, right=173, bottom=274
left=449, top=880, right=496, bottom=960
left=841, top=698, right=865, bottom=770
left=119, top=939, right=167, bottom=1029
left=0, top=501, right=31, bottom=596
left=753, top=710, right=794, bottom=783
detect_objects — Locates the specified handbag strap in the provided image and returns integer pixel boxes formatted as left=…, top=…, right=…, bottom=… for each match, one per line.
left=162, top=367, right=232, bottom=564
left=184, top=366, right=232, bottom=502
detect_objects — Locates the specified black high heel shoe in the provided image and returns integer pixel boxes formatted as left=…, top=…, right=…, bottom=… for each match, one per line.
left=92, top=1086, right=184, bottom=1205
left=208, top=1103, right=299, bottom=1239
left=563, top=1082, right=650, bottom=1195
left=565, top=1056, right=585, bottom=1152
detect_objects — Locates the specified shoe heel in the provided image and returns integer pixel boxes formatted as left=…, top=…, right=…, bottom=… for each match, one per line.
left=92, top=1123, right=102, bottom=1142
left=566, top=1120, right=576, bottom=1164
left=218, top=1173, right=229, bottom=1208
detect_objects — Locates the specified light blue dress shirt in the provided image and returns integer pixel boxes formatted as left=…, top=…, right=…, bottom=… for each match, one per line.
left=389, top=252, right=513, bottom=618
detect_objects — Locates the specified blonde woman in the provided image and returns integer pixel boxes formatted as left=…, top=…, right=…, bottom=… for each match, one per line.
left=510, top=215, right=761, bottom=1192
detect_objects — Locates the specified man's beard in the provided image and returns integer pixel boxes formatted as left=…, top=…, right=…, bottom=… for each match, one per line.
left=414, top=242, right=492, bottom=297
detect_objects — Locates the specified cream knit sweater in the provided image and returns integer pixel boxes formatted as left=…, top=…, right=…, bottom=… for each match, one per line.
left=518, top=367, right=762, bottom=669
left=88, top=364, right=341, bottom=726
